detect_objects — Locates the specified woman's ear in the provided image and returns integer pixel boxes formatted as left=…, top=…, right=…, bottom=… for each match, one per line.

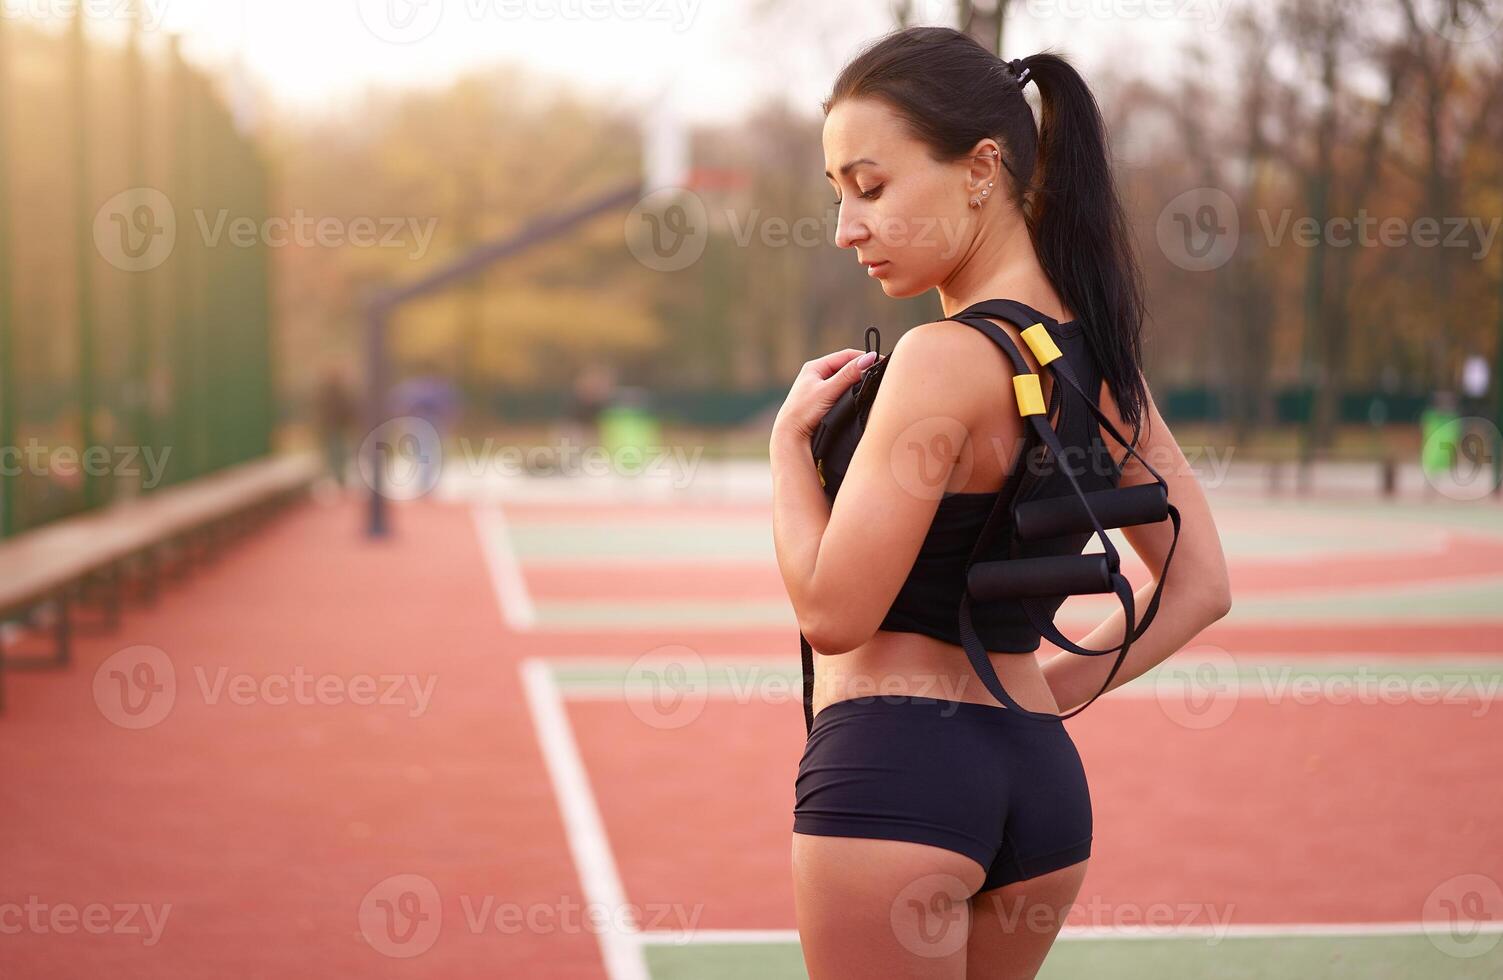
left=964, top=140, right=1004, bottom=206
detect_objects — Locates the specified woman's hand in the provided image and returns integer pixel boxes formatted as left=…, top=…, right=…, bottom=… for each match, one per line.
left=772, top=348, right=879, bottom=443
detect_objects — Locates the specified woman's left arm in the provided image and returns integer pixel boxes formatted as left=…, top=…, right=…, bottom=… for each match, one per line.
left=771, top=322, right=994, bottom=656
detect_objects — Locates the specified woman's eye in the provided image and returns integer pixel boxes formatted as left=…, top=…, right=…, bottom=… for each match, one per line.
left=832, top=184, right=883, bottom=206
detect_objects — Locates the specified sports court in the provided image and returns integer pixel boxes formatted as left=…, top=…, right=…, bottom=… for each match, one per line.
left=3, top=1, right=1502, bottom=976
left=3, top=461, right=1500, bottom=977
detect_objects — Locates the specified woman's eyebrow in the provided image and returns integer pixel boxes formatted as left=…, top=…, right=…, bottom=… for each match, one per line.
left=823, top=157, right=879, bottom=179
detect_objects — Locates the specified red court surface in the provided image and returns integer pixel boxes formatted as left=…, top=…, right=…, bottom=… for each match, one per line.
left=1, top=497, right=603, bottom=978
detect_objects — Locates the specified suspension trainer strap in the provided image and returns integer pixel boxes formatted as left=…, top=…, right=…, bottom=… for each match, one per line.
left=954, top=303, right=1183, bottom=651
left=801, top=631, right=815, bottom=735
left=946, top=305, right=1146, bottom=720
left=947, top=311, right=1136, bottom=719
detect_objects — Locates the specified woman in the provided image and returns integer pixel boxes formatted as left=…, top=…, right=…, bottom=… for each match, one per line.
left=770, top=27, right=1233, bottom=979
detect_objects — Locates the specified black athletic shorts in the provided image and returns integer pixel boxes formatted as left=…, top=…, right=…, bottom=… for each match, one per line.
left=793, top=694, right=1092, bottom=895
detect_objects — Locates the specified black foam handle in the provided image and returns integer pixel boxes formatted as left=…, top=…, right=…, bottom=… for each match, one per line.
left=1014, top=483, right=1168, bottom=541
left=968, top=554, right=1115, bottom=601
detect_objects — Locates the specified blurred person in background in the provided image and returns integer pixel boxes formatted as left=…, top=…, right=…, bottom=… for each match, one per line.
left=389, top=363, right=462, bottom=497
left=313, top=364, right=358, bottom=493
left=567, top=361, right=616, bottom=448
left=543, top=361, right=616, bottom=477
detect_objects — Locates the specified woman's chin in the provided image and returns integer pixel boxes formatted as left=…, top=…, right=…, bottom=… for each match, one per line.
left=877, top=275, right=922, bottom=299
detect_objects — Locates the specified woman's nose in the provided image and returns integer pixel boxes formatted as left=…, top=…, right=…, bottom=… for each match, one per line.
left=835, top=209, right=868, bottom=250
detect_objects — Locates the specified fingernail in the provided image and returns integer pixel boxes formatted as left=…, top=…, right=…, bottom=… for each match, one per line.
left=857, top=351, right=878, bottom=368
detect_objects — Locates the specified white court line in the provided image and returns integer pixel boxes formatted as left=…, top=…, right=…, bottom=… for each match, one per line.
left=519, top=658, right=647, bottom=980
left=472, top=504, right=536, bottom=631
left=637, top=920, right=1503, bottom=945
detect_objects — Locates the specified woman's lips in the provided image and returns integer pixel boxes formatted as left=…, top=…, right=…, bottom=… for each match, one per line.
left=866, top=260, right=890, bottom=278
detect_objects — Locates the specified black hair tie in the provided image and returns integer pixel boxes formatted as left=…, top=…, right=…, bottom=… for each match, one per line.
left=1006, top=58, right=1032, bottom=88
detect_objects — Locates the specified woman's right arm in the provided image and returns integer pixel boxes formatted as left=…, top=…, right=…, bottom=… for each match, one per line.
left=1040, top=377, right=1233, bottom=712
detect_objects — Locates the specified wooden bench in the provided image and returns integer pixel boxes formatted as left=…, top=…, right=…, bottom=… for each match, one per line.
left=0, top=453, right=321, bottom=711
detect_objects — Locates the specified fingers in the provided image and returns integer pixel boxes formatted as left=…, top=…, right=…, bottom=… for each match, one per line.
left=806, top=348, right=866, bottom=380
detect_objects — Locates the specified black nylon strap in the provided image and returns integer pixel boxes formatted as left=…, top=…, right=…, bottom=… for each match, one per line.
left=801, top=631, right=815, bottom=734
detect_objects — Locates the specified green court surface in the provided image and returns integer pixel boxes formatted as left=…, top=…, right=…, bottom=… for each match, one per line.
left=547, top=654, right=1503, bottom=698
left=642, top=931, right=1503, bottom=980
left=506, top=520, right=771, bottom=560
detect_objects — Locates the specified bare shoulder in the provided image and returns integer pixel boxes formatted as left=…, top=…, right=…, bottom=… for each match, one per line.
left=893, top=317, right=1013, bottom=355
left=881, top=319, right=1018, bottom=425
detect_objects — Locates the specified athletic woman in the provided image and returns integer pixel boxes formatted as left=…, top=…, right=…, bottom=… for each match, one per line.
left=770, top=27, right=1233, bottom=979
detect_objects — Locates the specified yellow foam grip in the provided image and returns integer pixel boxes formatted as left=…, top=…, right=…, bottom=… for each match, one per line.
left=1013, top=373, right=1046, bottom=416
left=1021, top=322, right=1062, bottom=365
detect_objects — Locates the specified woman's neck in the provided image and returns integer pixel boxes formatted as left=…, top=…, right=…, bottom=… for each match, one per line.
left=936, top=214, right=1069, bottom=322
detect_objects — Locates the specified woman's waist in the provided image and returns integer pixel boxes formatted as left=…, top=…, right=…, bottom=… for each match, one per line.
left=813, top=628, right=1059, bottom=714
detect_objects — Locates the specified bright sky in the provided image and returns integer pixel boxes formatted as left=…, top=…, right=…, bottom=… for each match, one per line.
left=23, top=0, right=1214, bottom=123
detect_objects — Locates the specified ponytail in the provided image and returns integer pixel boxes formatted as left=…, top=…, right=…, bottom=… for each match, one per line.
left=1015, top=53, right=1147, bottom=435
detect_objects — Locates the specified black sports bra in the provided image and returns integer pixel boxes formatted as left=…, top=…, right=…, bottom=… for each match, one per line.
left=869, top=315, right=1124, bottom=652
